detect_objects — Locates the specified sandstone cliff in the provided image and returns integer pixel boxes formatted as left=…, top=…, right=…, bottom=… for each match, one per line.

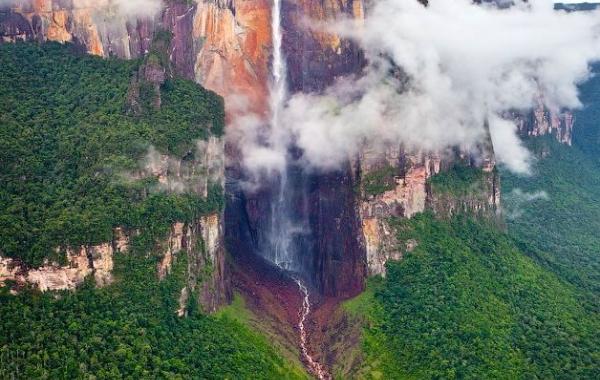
left=158, top=215, right=230, bottom=315
left=1, top=0, right=273, bottom=113
left=0, top=227, right=128, bottom=292
left=514, top=98, right=574, bottom=146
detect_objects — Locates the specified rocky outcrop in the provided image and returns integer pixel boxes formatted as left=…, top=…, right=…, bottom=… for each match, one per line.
left=357, top=144, right=501, bottom=276
left=138, top=136, right=225, bottom=196
left=358, top=148, right=441, bottom=276
left=159, top=215, right=230, bottom=316
left=0, top=228, right=129, bottom=292
left=514, top=98, right=574, bottom=146
left=1, top=214, right=230, bottom=312
left=426, top=162, right=501, bottom=220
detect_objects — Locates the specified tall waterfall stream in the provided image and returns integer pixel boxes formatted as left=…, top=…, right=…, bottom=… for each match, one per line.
left=268, top=0, right=329, bottom=378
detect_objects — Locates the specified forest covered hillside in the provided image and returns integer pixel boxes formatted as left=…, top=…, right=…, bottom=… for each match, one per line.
left=0, top=42, right=306, bottom=379
left=341, top=97, right=600, bottom=378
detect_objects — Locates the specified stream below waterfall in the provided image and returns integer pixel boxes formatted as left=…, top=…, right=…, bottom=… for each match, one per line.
left=294, top=278, right=330, bottom=380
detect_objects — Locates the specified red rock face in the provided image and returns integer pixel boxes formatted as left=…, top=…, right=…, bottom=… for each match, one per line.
left=193, top=0, right=271, bottom=116
left=282, top=0, right=365, bottom=93
left=1, top=0, right=156, bottom=58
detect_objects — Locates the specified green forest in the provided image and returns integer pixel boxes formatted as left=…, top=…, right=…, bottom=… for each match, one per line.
left=0, top=42, right=224, bottom=267
left=348, top=211, right=599, bottom=379
left=344, top=76, right=600, bottom=378
left=0, top=234, right=304, bottom=379
left=0, top=42, right=303, bottom=379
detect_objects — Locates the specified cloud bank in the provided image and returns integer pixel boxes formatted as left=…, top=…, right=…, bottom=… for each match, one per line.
left=240, top=0, right=600, bottom=176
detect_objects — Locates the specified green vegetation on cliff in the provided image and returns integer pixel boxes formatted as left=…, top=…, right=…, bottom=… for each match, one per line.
left=362, top=165, right=398, bottom=197
left=0, top=42, right=223, bottom=266
left=0, top=233, right=304, bottom=379
left=0, top=42, right=302, bottom=379
left=348, top=213, right=599, bottom=379
left=428, top=163, right=488, bottom=196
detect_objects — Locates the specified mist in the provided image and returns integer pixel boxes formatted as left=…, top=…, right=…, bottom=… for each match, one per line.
left=239, top=0, right=600, bottom=176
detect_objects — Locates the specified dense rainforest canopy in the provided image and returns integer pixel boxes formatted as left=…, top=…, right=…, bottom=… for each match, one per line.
left=0, top=42, right=224, bottom=267
left=0, top=42, right=304, bottom=379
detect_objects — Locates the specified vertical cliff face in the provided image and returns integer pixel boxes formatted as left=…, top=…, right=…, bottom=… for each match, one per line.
left=278, top=0, right=367, bottom=297
left=193, top=0, right=271, bottom=114
left=1, top=0, right=273, bottom=106
left=160, top=215, right=230, bottom=316
left=282, top=0, right=365, bottom=93
left=223, top=0, right=368, bottom=298
left=514, top=98, right=575, bottom=146
left=357, top=142, right=501, bottom=276
left=358, top=148, right=441, bottom=276
left=0, top=0, right=154, bottom=58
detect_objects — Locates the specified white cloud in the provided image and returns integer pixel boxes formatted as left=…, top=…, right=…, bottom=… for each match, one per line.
left=241, top=0, right=600, bottom=175
left=504, top=188, right=550, bottom=219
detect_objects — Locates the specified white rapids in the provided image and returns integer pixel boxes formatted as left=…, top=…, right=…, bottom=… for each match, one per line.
left=295, top=278, right=329, bottom=380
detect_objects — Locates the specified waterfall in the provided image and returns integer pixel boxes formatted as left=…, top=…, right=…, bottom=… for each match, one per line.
left=266, top=0, right=307, bottom=274
left=266, top=2, right=328, bottom=378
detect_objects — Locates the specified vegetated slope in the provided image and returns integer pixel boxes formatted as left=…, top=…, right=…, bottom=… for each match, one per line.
left=0, top=42, right=224, bottom=267
left=0, top=240, right=306, bottom=379
left=0, top=42, right=305, bottom=379
left=344, top=71, right=600, bottom=379
left=502, top=138, right=600, bottom=296
left=347, top=213, right=599, bottom=379
left=500, top=63, right=600, bottom=296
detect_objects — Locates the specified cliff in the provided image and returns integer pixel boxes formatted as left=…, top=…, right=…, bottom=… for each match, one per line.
left=0, top=228, right=127, bottom=292
left=357, top=144, right=500, bottom=276
left=1, top=0, right=272, bottom=113
left=1, top=199, right=228, bottom=314
left=0, top=0, right=154, bottom=58
left=358, top=148, right=441, bottom=276
left=159, top=215, right=230, bottom=315
left=514, top=98, right=574, bottom=146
